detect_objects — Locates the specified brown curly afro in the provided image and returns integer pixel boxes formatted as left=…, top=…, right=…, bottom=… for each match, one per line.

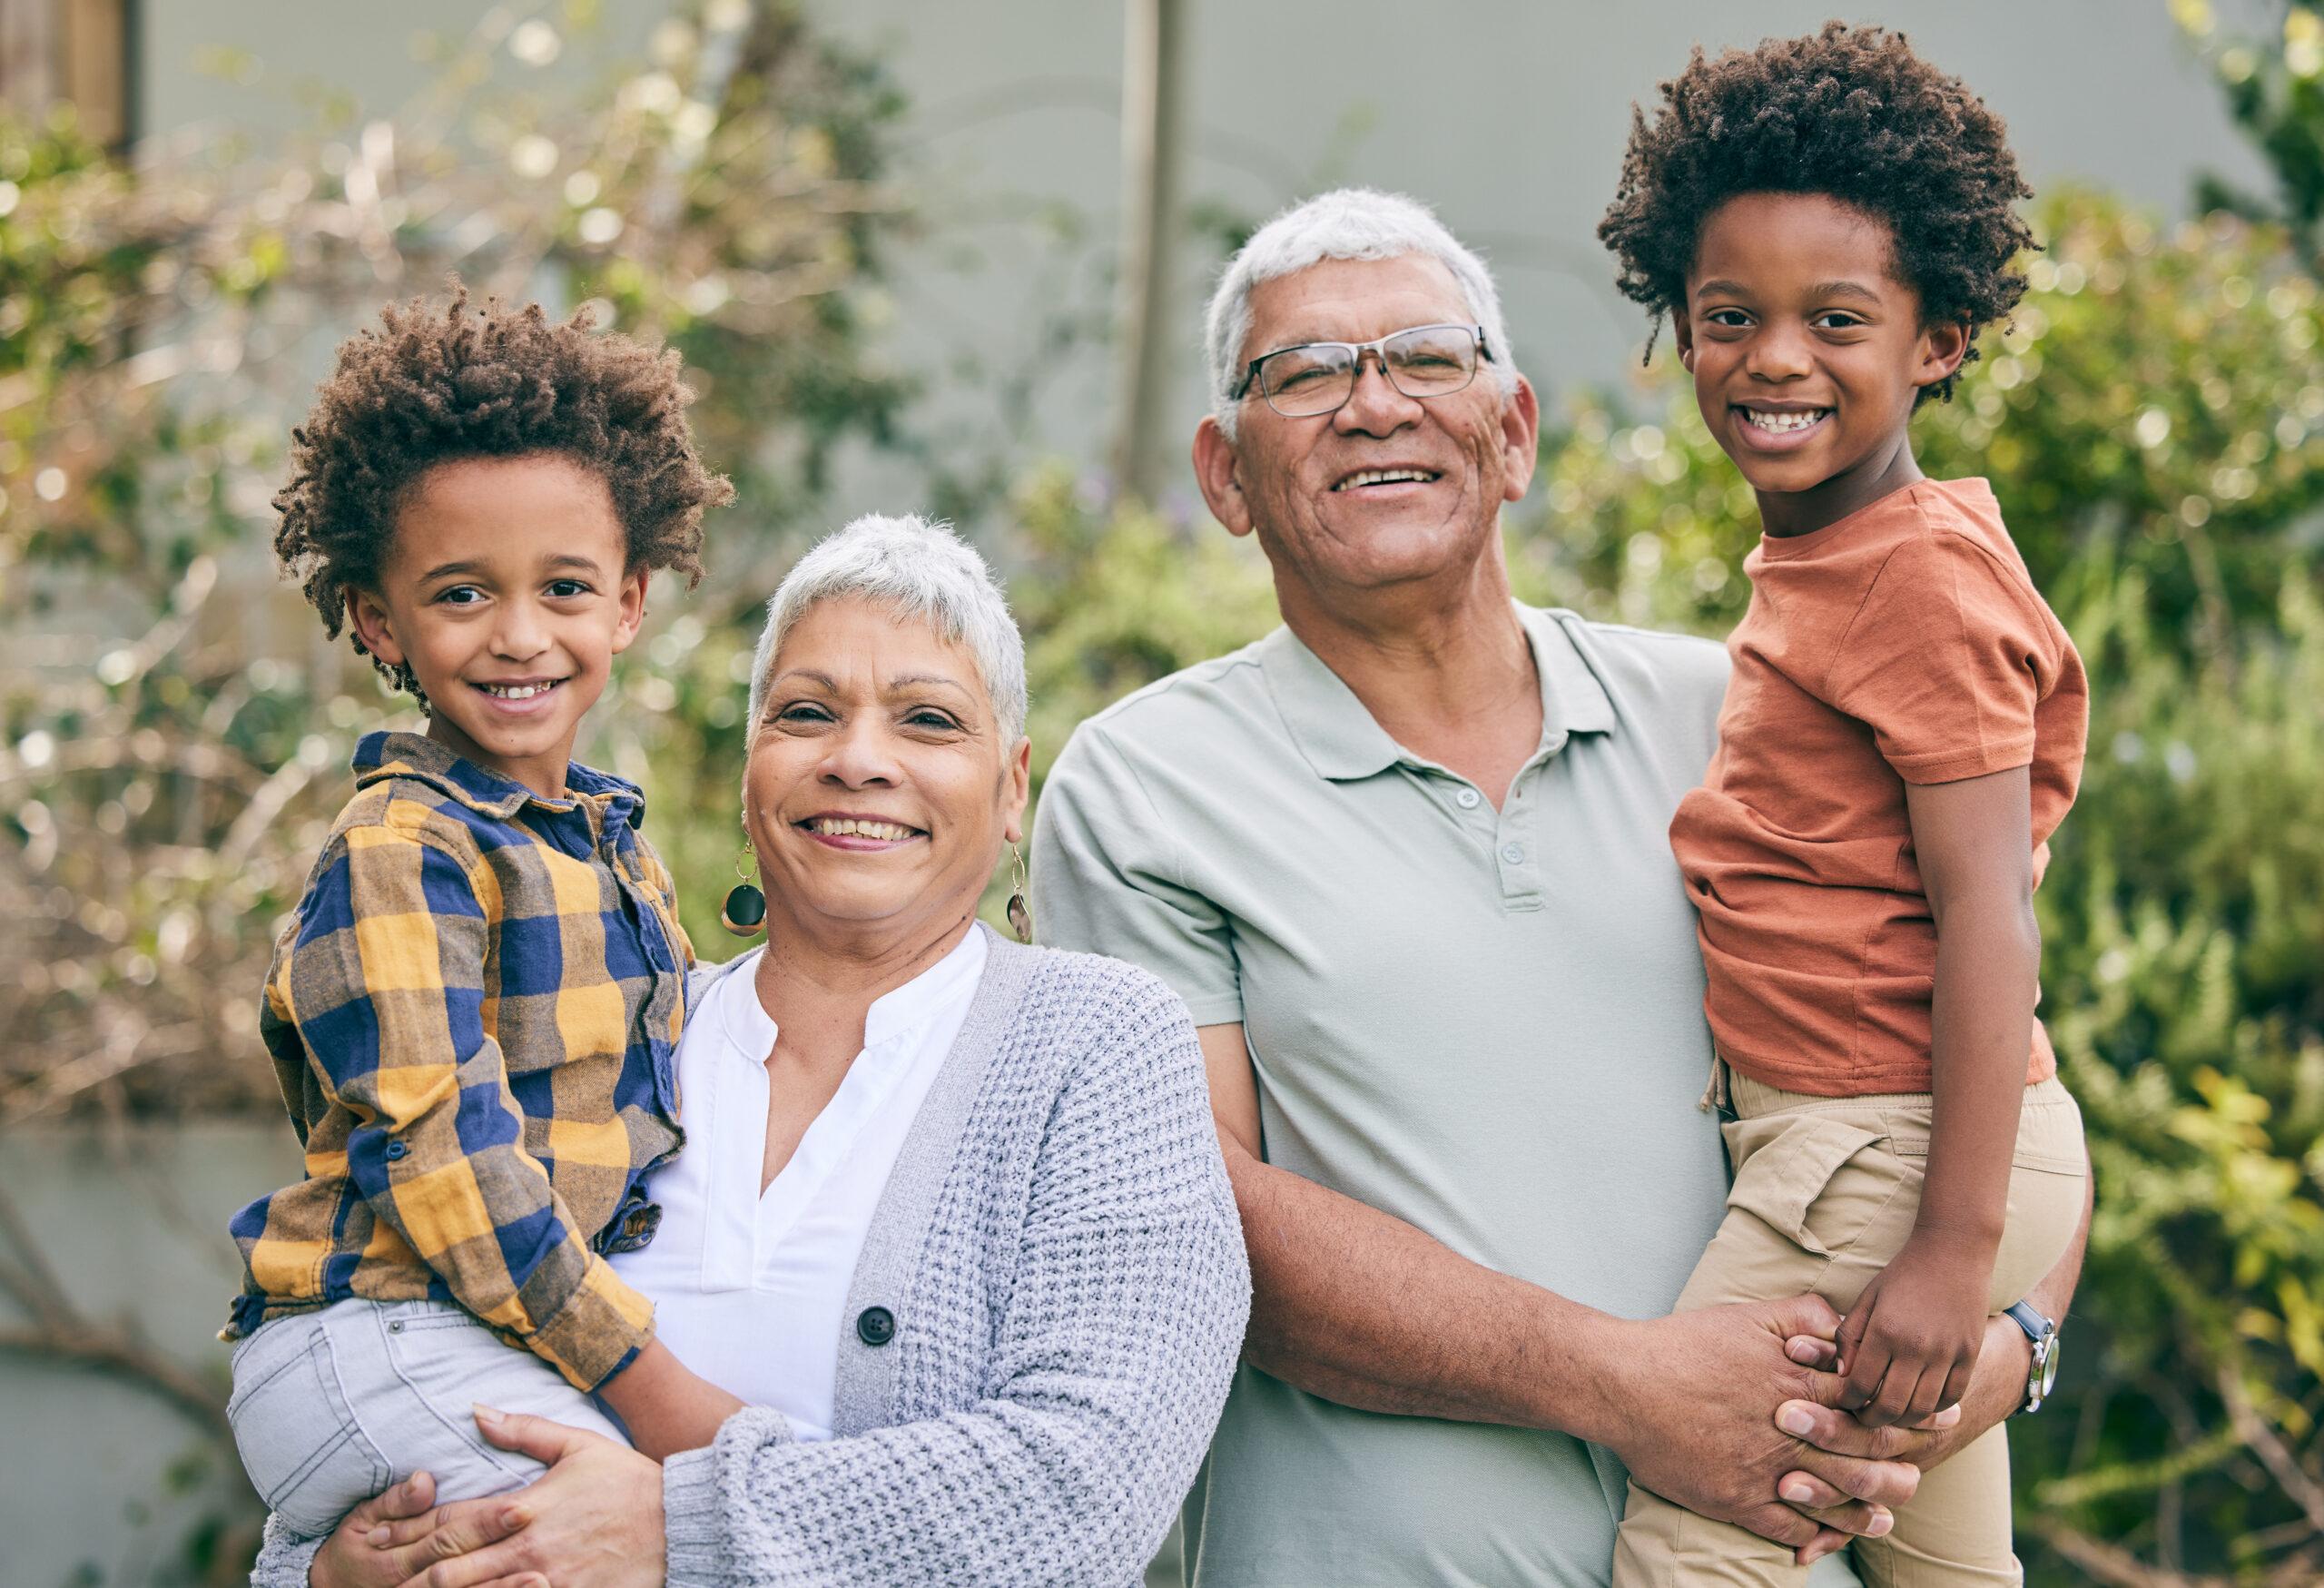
left=273, top=285, right=733, bottom=696
left=1598, top=22, right=2034, bottom=404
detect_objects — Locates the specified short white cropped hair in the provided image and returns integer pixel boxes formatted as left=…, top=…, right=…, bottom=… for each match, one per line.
left=1205, top=187, right=1516, bottom=441
left=746, top=513, right=1029, bottom=746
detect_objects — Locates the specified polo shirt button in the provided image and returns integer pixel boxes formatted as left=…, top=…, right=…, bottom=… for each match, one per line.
left=856, top=1306, right=895, bottom=1346
left=1455, top=788, right=1481, bottom=809
left=1501, top=843, right=1525, bottom=864
left=384, top=1139, right=408, bottom=1161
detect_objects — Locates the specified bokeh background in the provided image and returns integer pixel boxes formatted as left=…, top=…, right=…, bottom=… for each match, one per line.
left=3, top=2, right=2319, bottom=1583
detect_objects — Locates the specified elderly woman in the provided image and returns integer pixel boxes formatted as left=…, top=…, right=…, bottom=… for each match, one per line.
left=266, top=514, right=1248, bottom=1588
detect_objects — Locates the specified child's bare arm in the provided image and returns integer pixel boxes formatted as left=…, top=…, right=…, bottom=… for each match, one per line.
left=1834, top=764, right=2039, bottom=1428
left=595, top=1336, right=747, bottom=1461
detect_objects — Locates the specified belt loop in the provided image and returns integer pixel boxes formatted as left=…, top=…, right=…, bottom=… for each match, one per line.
left=1698, top=1050, right=1738, bottom=1122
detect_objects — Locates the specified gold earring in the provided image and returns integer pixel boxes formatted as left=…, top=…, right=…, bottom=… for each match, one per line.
left=1006, top=842, right=1032, bottom=945
left=722, top=833, right=767, bottom=937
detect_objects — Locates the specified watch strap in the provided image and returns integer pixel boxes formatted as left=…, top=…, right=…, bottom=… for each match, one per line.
left=2004, top=1300, right=2054, bottom=1342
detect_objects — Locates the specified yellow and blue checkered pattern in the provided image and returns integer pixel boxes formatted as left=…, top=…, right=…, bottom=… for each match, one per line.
left=222, top=732, right=691, bottom=1391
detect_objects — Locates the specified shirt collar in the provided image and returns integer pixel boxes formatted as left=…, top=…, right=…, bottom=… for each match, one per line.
left=350, top=730, right=646, bottom=826
left=864, top=924, right=990, bottom=1047
left=706, top=924, right=991, bottom=1057
left=1262, top=603, right=1617, bottom=784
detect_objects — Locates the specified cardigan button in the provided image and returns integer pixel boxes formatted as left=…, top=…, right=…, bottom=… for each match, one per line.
left=855, top=1306, right=895, bottom=1346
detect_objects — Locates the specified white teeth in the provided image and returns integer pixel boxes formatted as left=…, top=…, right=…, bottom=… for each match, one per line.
left=809, top=817, right=915, bottom=841
left=1739, top=409, right=1828, bottom=433
left=481, top=681, right=557, bottom=699
left=1334, top=468, right=1436, bottom=492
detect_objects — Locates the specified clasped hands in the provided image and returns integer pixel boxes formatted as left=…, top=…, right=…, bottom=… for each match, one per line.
left=1605, top=1287, right=2020, bottom=1567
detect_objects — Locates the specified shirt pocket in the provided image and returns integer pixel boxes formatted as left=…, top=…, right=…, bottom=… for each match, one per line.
left=1720, top=1111, right=1915, bottom=1261
left=226, top=1317, right=392, bottom=1539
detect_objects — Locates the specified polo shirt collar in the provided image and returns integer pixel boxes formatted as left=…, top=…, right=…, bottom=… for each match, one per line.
left=351, top=729, right=646, bottom=826
left=1262, top=603, right=1617, bottom=783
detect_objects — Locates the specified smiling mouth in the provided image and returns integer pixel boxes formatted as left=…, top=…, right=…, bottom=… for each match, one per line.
left=1734, top=407, right=1831, bottom=434
left=798, top=816, right=924, bottom=842
left=1331, top=468, right=1442, bottom=492
left=474, top=678, right=566, bottom=700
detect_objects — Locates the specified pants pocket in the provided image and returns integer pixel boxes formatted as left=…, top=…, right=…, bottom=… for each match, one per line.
left=1720, top=1110, right=1904, bottom=1261
left=226, top=1318, right=391, bottom=1539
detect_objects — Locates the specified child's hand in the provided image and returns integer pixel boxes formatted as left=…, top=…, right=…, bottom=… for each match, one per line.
left=1832, top=1232, right=1994, bottom=1427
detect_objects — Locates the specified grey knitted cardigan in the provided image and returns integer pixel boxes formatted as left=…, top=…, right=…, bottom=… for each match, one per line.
left=251, top=929, right=1249, bottom=1587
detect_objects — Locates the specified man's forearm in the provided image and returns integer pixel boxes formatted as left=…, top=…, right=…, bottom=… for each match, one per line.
left=1225, top=1135, right=1623, bottom=1440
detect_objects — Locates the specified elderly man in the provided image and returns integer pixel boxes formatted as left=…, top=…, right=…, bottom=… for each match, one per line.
left=1032, top=189, right=2089, bottom=1587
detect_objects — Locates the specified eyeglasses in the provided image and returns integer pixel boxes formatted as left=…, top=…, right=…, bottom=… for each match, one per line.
left=1230, top=323, right=1492, bottom=419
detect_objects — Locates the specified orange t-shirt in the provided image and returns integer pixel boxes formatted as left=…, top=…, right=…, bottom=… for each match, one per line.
left=1669, top=478, right=2088, bottom=1097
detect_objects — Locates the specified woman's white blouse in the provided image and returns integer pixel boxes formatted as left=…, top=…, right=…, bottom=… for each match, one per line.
left=607, top=928, right=988, bottom=1441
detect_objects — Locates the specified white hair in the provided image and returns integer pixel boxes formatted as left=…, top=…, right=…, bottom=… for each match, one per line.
left=1204, top=187, right=1516, bottom=441
left=747, top=513, right=1029, bottom=746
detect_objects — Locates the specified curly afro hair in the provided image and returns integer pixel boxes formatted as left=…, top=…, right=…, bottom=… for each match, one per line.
left=1598, top=23, right=2034, bottom=404
left=273, top=285, right=734, bottom=699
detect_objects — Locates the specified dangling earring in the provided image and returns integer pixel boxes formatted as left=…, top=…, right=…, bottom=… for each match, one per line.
left=722, top=834, right=767, bottom=937
left=1005, top=842, right=1032, bottom=945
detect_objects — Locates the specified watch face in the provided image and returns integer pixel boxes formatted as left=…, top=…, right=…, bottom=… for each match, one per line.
left=2037, top=1338, right=2060, bottom=1399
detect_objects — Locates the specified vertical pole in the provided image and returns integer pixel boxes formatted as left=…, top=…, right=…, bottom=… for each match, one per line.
left=1109, top=0, right=1186, bottom=506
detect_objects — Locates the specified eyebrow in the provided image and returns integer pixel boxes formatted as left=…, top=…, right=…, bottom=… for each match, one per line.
left=417, top=553, right=607, bottom=583
left=1694, top=279, right=1884, bottom=305
left=766, top=669, right=976, bottom=697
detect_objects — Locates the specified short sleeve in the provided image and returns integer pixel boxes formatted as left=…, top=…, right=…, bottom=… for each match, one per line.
left=1826, top=533, right=2058, bottom=785
left=1029, top=722, right=1244, bottom=1026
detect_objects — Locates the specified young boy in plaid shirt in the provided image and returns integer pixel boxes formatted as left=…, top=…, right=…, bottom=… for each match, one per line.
left=221, top=291, right=743, bottom=1543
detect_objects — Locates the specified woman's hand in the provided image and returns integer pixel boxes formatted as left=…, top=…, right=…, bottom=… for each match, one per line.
left=306, top=1471, right=529, bottom=1588
left=364, top=1406, right=668, bottom=1588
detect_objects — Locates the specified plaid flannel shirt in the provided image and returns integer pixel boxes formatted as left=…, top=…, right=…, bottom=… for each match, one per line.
left=222, top=732, right=691, bottom=1391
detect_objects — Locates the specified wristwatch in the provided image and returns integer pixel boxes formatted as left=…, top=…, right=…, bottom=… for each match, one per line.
left=2004, top=1301, right=2060, bottom=1415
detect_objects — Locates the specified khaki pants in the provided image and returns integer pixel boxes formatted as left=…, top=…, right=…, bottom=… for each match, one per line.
left=1611, top=1068, right=2088, bottom=1588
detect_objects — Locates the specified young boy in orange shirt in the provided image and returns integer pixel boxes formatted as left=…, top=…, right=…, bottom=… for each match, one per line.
left=1598, top=25, right=2091, bottom=1584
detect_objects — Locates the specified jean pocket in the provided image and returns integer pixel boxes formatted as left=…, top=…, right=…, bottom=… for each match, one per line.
left=226, top=1319, right=391, bottom=1538
left=1722, top=1111, right=1913, bottom=1261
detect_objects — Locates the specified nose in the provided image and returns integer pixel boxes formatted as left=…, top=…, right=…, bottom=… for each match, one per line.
left=1333, top=349, right=1422, bottom=437
left=818, top=717, right=903, bottom=789
left=1744, top=321, right=1813, bottom=383
left=490, top=597, right=552, bottom=662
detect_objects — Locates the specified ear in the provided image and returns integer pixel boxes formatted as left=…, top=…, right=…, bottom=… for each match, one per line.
left=1670, top=305, right=1697, bottom=373
left=345, top=584, right=406, bottom=666
left=1497, top=374, right=1542, bottom=505
left=1192, top=416, right=1255, bottom=539
left=609, top=567, right=650, bottom=655
left=1000, top=735, right=1032, bottom=845
left=1916, top=319, right=1971, bottom=390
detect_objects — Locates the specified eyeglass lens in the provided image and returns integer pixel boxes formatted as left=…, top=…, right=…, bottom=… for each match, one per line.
left=1260, top=326, right=1480, bottom=417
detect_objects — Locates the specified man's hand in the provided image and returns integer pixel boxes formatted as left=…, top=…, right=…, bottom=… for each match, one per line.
left=307, top=1471, right=529, bottom=1588
left=362, top=1406, right=667, bottom=1588
left=1777, top=1308, right=2033, bottom=1504
left=1832, top=1231, right=1994, bottom=1426
left=1596, top=1295, right=1920, bottom=1557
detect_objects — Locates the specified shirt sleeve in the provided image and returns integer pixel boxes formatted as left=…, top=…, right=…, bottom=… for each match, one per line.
left=637, top=838, right=696, bottom=972
left=1824, top=532, right=2059, bottom=786
left=1029, top=721, right=1245, bottom=1026
left=277, top=820, right=655, bottom=1391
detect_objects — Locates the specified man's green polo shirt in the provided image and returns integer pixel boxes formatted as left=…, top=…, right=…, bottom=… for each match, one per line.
left=1035, top=603, right=1836, bottom=1588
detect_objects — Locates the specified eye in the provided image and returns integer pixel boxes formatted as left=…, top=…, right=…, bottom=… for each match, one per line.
left=904, top=707, right=963, bottom=732
left=546, top=577, right=593, bottom=598
left=1704, top=309, right=1752, bottom=329
left=434, top=585, right=485, bottom=606
left=775, top=701, right=835, bottom=725
left=1812, top=311, right=1867, bottom=330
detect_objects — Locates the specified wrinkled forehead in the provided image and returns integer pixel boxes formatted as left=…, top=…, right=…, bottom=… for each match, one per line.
left=1240, top=253, right=1476, bottom=363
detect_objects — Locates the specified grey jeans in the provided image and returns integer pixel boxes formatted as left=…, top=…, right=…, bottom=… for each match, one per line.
left=226, top=1298, right=630, bottom=1539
